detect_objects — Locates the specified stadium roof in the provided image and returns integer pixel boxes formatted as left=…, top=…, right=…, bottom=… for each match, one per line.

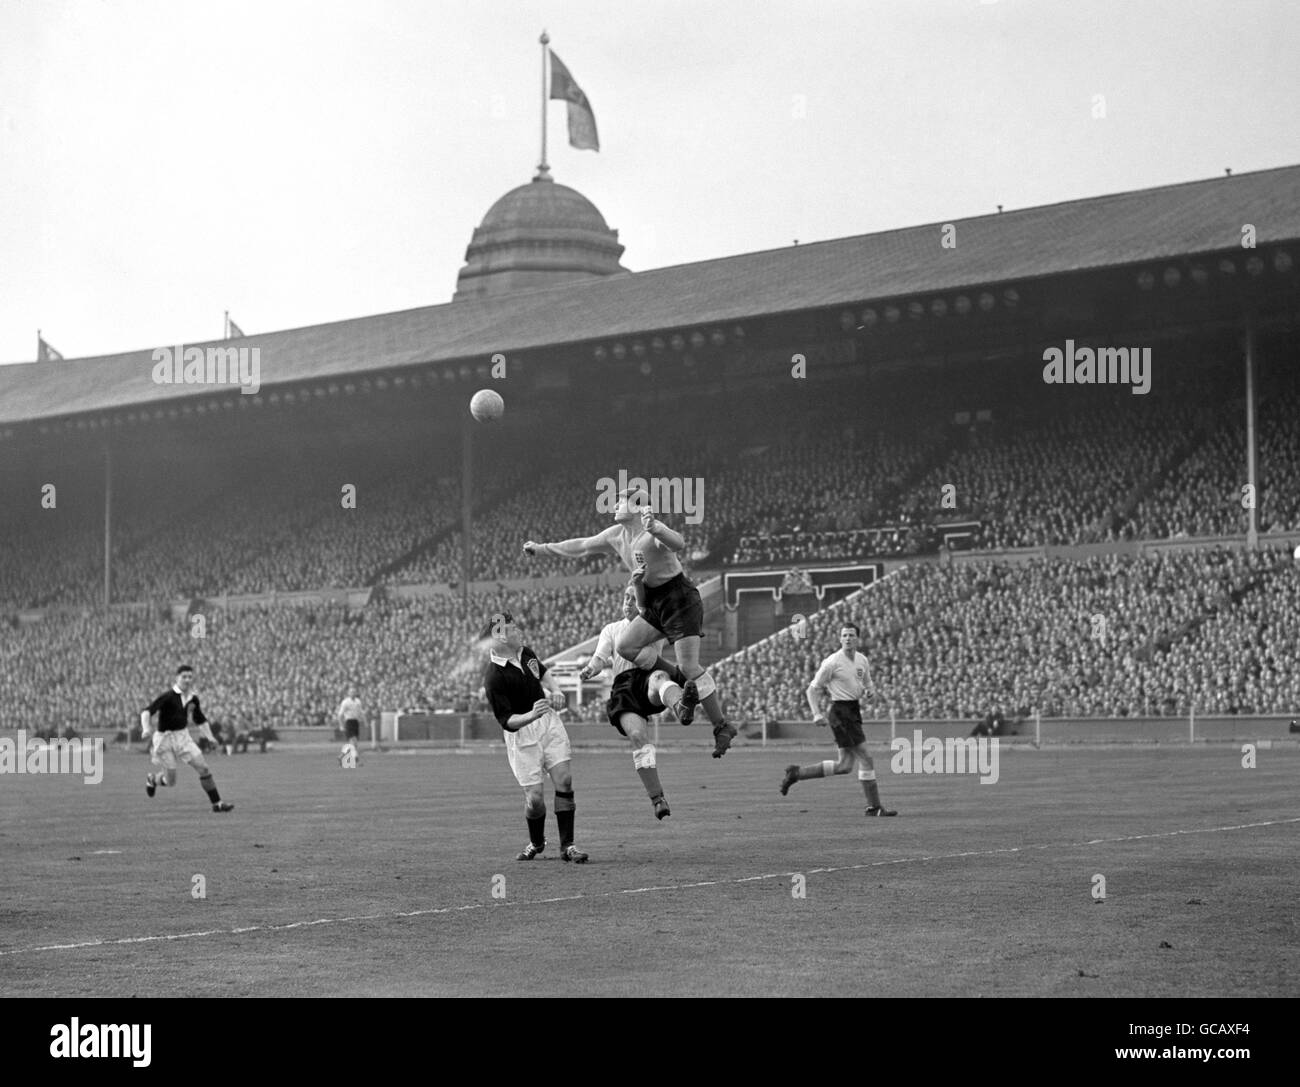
left=3, top=163, right=1299, bottom=424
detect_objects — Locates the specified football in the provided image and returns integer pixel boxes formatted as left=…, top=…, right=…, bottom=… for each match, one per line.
left=470, top=388, right=504, bottom=422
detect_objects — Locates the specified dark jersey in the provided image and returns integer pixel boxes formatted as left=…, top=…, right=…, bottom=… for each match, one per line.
left=145, top=689, right=207, bottom=733
left=484, top=646, right=548, bottom=730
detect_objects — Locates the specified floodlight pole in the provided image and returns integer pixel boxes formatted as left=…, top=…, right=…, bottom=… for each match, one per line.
left=461, top=419, right=472, bottom=605
left=1244, top=310, right=1258, bottom=550
left=103, top=444, right=112, bottom=608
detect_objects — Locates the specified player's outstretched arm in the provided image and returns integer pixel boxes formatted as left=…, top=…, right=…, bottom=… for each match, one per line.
left=523, top=526, right=617, bottom=560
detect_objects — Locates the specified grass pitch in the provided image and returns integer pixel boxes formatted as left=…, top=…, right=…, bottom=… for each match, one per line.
left=1, top=744, right=1295, bottom=997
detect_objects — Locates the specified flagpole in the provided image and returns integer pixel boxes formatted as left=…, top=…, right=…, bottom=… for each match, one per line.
left=224, top=310, right=229, bottom=340
left=538, top=30, right=550, bottom=179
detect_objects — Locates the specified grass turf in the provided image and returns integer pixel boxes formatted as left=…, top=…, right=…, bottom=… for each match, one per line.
left=0, top=744, right=1295, bottom=997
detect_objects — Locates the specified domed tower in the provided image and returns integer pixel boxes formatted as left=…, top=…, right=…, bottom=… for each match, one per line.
left=453, top=168, right=628, bottom=300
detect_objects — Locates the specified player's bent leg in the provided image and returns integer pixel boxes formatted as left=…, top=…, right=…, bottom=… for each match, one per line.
left=648, top=669, right=686, bottom=724
left=615, top=616, right=665, bottom=664
left=780, top=750, right=854, bottom=795
left=674, top=637, right=732, bottom=743
left=147, top=734, right=179, bottom=795
left=617, top=617, right=687, bottom=686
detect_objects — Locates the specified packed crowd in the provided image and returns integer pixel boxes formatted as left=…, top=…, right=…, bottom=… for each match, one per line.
left=3, top=376, right=1297, bottom=607
left=1122, top=387, right=1300, bottom=540
left=714, top=548, right=1299, bottom=720
left=0, top=583, right=630, bottom=732
left=4, top=545, right=1296, bottom=728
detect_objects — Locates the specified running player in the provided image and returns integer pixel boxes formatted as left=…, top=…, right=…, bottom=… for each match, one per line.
left=522, top=487, right=737, bottom=757
left=481, top=612, right=589, bottom=862
left=579, top=583, right=690, bottom=820
left=141, top=664, right=235, bottom=812
left=779, top=622, right=897, bottom=817
left=337, top=688, right=363, bottom=745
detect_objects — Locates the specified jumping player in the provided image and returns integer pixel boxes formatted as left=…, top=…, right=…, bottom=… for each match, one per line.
left=780, top=622, right=897, bottom=817
left=141, top=664, right=235, bottom=812
left=579, top=583, right=690, bottom=820
left=482, top=612, right=589, bottom=863
left=523, top=487, right=737, bottom=757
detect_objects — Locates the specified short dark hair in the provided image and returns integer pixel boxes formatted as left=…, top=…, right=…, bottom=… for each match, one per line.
left=480, top=611, right=514, bottom=641
left=839, top=622, right=860, bottom=636
left=176, top=664, right=194, bottom=674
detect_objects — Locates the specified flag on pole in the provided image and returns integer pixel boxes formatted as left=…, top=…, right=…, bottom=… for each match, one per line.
left=37, top=334, right=63, bottom=362
left=226, top=316, right=245, bottom=339
left=548, top=51, right=599, bottom=151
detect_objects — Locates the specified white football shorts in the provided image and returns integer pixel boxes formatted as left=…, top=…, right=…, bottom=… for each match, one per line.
left=504, top=711, right=571, bottom=787
left=150, top=729, right=205, bottom=770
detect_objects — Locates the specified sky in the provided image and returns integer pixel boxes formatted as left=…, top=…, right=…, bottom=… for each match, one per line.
left=1, top=0, right=1298, bottom=365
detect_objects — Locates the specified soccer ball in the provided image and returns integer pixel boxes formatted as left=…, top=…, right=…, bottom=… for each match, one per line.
left=470, top=388, right=504, bottom=422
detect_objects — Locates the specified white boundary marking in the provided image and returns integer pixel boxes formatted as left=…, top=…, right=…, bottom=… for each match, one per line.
left=2, top=816, right=1295, bottom=959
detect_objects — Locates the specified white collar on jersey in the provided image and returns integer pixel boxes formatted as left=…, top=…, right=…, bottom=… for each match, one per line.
left=489, top=649, right=524, bottom=669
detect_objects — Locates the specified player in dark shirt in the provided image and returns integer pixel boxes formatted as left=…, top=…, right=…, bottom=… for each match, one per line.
left=140, top=664, right=234, bottom=812
left=481, top=612, right=587, bottom=862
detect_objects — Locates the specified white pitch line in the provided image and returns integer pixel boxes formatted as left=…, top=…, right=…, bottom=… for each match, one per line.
left=2, top=816, right=1295, bottom=959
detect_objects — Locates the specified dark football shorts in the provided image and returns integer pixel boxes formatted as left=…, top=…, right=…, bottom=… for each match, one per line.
left=641, top=572, right=703, bottom=643
left=605, top=670, right=661, bottom=735
left=344, top=718, right=360, bottom=740
left=827, top=701, right=866, bottom=749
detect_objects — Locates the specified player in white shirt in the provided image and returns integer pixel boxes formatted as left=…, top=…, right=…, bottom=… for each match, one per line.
left=337, top=690, right=363, bottom=742
left=779, top=622, right=897, bottom=816
left=522, top=486, right=737, bottom=757
left=337, top=689, right=363, bottom=765
left=579, top=583, right=689, bottom=820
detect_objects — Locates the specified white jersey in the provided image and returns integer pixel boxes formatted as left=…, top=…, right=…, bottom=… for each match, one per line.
left=594, top=617, right=665, bottom=679
left=811, top=650, right=872, bottom=702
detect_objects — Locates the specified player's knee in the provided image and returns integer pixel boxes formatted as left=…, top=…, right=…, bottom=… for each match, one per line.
left=646, top=671, right=673, bottom=706
left=523, top=790, right=546, bottom=817
left=835, top=753, right=855, bottom=774
left=552, top=771, right=573, bottom=792
left=689, top=669, right=716, bottom=698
